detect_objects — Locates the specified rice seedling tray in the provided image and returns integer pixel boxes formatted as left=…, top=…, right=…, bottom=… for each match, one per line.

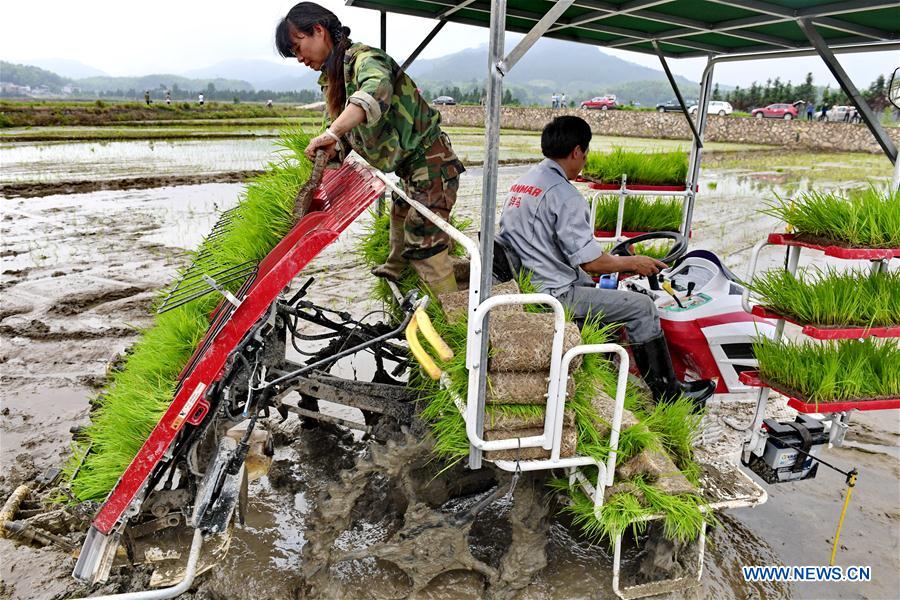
left=595, top=230, right=692, bottom=239
left=739, top=371, right=900, bottom=412
left=576, top=175, right=690, bottom=192
left=749, top=306, right=900, bottom=340
left=767, top=233, right=900, bottom=260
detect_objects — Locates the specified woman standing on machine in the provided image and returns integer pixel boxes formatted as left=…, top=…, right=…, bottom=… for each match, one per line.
left=276, top=2, right=463, bottom=294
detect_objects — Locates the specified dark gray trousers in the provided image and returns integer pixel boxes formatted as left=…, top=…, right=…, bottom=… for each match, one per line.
left=556, top=285, right=661, bottom=343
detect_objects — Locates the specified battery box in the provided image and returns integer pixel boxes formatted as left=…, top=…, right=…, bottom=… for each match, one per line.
left=747, top=414, right=828, bottom=484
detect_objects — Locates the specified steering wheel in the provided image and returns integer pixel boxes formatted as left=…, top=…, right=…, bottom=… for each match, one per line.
left=608, top=231, right=688, bottom=265
left=608, top=231, right=688, bottom=291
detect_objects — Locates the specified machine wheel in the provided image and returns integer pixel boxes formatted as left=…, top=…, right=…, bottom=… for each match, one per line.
left=657, top=107, right=665, bottom=113
left=601, top=105, right=608, bottom=110
left=718, top=110, right=726, bottom=116
left=755, top=112, right=763, bottom=119
left=783, top=113, right=792, bottom=120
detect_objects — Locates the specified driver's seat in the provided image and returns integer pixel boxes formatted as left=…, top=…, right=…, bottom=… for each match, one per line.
left=491, top=237, right=522, bottom=284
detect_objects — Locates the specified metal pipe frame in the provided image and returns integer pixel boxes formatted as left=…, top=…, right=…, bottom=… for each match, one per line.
left=652, top=40, right=702, bottom=147
left=400, top=20, right=448, bottom=72
left=79, top=529, right=204, bottom=600
left=469, top=0, right=503, bottom=470
left=465, top=293, right=568, bottom=453
left=683, top=58, right=715, bottom=236
left=797, top=18, right=898, bottom=164
left=380, top=10, right=387, bottom=50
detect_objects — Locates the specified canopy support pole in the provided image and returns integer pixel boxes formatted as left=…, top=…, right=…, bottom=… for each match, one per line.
left=470, top=0, right=508, bottom=470
left=400, top=20, right=447, bottom=71
left=683, top=58, right=714, bottom=236
left=652, top=40, right=704, bottom=149
left=380, top=11, right=387, bottom=50
left=798, top=18, right=897, bottom=164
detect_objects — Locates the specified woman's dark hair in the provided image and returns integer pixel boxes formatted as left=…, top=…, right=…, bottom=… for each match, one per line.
left=276, top=2, right=351, bottom=118
left=541, top=116, right=592, bottom=159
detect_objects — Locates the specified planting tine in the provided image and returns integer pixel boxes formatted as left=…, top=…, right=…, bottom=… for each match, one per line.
left=293, top=150, right=328, bottom=223
left=157, top=262, right=257, bottom=313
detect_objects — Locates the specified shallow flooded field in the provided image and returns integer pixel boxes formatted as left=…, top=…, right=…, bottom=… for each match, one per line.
left=1, top=134, right=897, bottom=599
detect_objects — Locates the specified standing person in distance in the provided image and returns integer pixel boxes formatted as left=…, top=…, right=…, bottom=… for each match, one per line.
left=276, top=2, right=464, bottom=294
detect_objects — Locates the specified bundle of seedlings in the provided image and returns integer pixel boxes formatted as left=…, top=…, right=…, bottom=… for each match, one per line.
left=356, top=217, right=712, bottom=545
left=582, top=148, right=688, bottom=186
left=593, top=195, right=683, bottom=232
left=748, top=267, right=900, bottom=328
left=754, top=337, right=900, bottom=405
left=763, top=185, right=900, bottom=249
left=65, top=130, right=314, bottom=502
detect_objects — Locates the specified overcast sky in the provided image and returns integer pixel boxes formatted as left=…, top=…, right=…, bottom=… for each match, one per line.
left=2, top=0, right=897, bottom=89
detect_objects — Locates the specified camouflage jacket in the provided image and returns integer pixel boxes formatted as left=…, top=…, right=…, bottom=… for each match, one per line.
left=318, top=42, right=443, bottom=173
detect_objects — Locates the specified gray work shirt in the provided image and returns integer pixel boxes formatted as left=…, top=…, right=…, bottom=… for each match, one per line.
left=498, top=159, right=602, bottom=296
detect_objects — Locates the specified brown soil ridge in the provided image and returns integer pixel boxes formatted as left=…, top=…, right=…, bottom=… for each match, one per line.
left=0, top=171, right=266, bottom=198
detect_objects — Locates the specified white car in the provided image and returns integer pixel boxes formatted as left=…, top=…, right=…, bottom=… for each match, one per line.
left=688, top=101, right=733, bottom=116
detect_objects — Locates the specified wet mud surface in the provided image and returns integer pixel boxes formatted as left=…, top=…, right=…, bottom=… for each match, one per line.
left=1, top=153, right=898, bottom=599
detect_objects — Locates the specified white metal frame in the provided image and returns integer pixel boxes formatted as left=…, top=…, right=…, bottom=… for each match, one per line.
left=589, top=176, right=694, bottom=243
left=371, top=167, right=631, bottom=513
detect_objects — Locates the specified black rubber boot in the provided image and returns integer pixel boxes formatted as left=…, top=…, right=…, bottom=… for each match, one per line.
left=631, top=334, right=714, bottom=412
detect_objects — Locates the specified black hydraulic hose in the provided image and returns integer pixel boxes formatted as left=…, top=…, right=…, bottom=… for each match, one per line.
left=263, top=309, right=416, bottom=393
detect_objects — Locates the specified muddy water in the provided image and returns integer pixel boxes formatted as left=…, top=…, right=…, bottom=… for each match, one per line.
left=0, top=139, right=278, bottom=183
left=1, top=153, right=898, bottom=599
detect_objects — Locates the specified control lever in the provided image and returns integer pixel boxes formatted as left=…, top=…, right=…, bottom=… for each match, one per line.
left=686, top=281, right=696, bottom=297
left=661, top=280, right=685, bottom=309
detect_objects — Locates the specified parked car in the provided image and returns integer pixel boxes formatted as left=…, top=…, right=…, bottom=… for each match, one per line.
left=432, top=96, right=456, bottom=106
left=751, top=103, right=798, bottom=120
left=824, top=105, right=859, bottom=122
left=688, top=101, right=733, bottom=116
left=656, top=99, right=696, bottom=112
left=581, top=96, right=617, bottom=110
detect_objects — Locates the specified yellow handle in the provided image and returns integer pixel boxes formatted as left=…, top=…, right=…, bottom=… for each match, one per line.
left=405, top=308, right=454, bottom=380
left=415, top=309, right=454, bottom=362
left=661, top=280, right=677, bottom=296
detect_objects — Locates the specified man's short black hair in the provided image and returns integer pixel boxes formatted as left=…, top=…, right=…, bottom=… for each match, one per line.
left=541, top=116, right=592, bottom=159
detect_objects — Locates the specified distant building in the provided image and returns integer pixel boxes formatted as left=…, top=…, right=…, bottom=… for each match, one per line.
left=0, top=83, right=32, bottom=96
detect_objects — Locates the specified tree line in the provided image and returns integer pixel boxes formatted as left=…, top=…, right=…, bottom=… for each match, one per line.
left=96, top=83, right=320, bottom=104
left=420, top=85, right=520, bottom=105
left=712, top=72, right=891, bottom=111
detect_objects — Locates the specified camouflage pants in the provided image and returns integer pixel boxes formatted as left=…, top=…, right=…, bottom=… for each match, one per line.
left=392, top=132, right=465, bottom=260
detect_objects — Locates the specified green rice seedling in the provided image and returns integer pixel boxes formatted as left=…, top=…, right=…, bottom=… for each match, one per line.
left=754, top=337, right=900, bottom=404
left=583, top=148, right=688, bottom=186
left=593, top=195, right=683, bottom=232
left=749, top=267, right=900, bottom=328
left=66, top=128, right=314, bottom=501
left=763, top=185, right=900, bottom=248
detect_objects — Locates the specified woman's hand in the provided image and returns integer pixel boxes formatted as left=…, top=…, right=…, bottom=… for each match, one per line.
left=305, top=132, right=339, bottom=160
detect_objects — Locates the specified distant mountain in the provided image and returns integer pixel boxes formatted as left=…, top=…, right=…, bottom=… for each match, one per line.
left=0, top=61, right=69, bottom=89
left=407, top=38, right=699, bottom=105
left=20, top=58, right=107, bottom=79
left=75, top=74, right=255, bottom=93
left=2, top=38, right=702, bottom=104
left=183, top=59, right=322, bottom=92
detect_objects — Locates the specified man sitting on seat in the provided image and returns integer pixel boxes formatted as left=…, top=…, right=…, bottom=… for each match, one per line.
left=497, top=115, right=714, bottom=409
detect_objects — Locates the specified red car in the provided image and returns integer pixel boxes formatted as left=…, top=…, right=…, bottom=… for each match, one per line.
left=581, top=96, right=617, bottom=110
left=751, top=103, right=798, bottom=120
